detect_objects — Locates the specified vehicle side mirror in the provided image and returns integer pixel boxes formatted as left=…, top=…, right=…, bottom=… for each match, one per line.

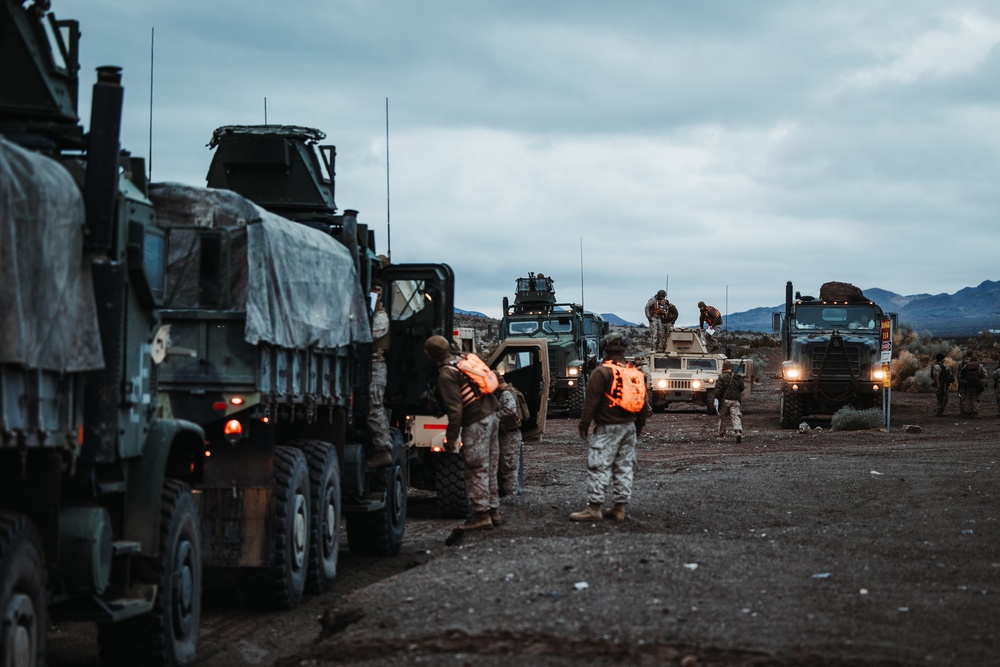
left=772, top=312, right=782, bottom=332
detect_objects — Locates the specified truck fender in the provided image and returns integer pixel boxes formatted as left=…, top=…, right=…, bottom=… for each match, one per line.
left=124, top=418, right=205, bottom=555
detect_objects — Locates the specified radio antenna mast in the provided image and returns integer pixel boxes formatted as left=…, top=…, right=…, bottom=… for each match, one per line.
left=579, top=237, right=585, bottom=310
left=264, top=97, right=268, bottom=124
left=147, top=27, right=154, bottom=183
left=385, top=97, right=392, bottom=262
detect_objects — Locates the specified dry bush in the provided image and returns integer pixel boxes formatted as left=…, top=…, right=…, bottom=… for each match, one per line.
left=891, top=349, right=922, bottom=391
left=830, top=406, right=885, bottom=431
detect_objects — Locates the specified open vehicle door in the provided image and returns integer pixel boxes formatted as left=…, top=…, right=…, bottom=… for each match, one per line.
left=488, top=338, right=550, bottom=440
left=379, top=263, right=455, bottom=415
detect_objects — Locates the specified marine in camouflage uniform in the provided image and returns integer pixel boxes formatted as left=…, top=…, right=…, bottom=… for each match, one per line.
left=366, top=283, right=393, bottom=469
left=496, top=375, right=524, bottom=497
left=645, top=290, right=669, bottom=353
left=570, top=333, right=648, bottom=523
left=714, top=361, right=744, bottom=443
left=425, top=336, right=501, bottom=530
left=958, top=353, right=988, bottom=418
left=929, top=353, right=951, bottom=417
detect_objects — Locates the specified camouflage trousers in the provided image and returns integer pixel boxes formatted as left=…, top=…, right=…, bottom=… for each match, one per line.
left=718, top=399, right=743, bottom=435
left=368, top=359, right=392, bottom=454
left=935, top=387, right=949, bottom=415
left=462, top=412, right=500, bottom=514
left=650, top=320, right=667, bottom=352
left=585, top=422, right=636, bottom=505
left=498, top=428, right=523, bottom=496
left=959, top=386, right=982, bottom=417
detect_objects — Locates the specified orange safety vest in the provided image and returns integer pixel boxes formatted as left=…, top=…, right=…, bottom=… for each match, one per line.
left=602, top=361, right=646, bottom=413
left=448, top=353, right=499, bottom=405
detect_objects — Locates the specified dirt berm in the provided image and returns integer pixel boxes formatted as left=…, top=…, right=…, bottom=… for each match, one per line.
left=261, top=372, right=999, bottom=667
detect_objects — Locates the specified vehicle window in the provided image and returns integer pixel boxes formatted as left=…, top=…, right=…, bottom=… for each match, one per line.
left=542, top=319, right=573, bottom=334
left=654, top=357, right=682, bottom=370
left=509, top=321, right=539, bottom=335
left=687, top=358, right=717, bottom=371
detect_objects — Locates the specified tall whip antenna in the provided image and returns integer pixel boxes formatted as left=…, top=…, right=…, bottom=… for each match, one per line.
left=147, top=27, right=154, bottom=183
left=264, top=97, right=268, bottom=124
left=385, top=97, right=392, bottom=262
left=579, top=237, right=585, bottom=310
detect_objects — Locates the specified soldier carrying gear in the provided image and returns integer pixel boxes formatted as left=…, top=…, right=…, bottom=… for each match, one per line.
left=698, top=301, right=724, bottom=353
left=715, top=360, right=745, bottom=443
left=930, top=353, right=952, bottom=417
left=957, top=353, right=988, bottom=418
left=570, top=332, right=648, bottom=524
left=645, top=289, right=673, bottom=353
left=496, top=374, right=529, bottom=498
left=366, top=282, right=394, bottom=469
left=425, top=335, right=502, bottom=531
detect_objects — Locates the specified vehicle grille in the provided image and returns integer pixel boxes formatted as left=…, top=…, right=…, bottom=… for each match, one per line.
left=667, top=380, right=692, bottom=390
left=810, top=345, right=862, bottom=378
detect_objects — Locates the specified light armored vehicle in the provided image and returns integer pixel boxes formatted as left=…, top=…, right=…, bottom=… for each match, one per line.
left=646, top=328, right=753, bottom=413
left=773, top=281, right=894, bottom=428
left=1, top=2, right=205, bottom=664
left=499, top=273, right=607, bottom=418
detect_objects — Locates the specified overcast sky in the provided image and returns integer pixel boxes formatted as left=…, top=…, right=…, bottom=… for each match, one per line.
left=59, top=0, right=1000, bottom=325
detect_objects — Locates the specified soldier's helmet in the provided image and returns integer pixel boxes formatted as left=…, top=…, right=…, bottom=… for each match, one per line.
left=656, top=290, right=666, bottom=298
left=698, top=301, right=707, bottom=308
left=602, top=332, right=630, bottom=351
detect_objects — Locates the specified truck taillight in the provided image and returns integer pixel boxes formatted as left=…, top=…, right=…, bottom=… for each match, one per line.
left=224, top=419, right=243, bottom=436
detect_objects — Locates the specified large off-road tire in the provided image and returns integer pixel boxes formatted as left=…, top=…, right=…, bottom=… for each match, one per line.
left=98, top=480, right=201, bottom=667
left=346, top=434, right=407, bottom=557
left=568, top=380, right=586, bottom=419
left=0, top=512, right=46, bottom=667
left=435, top=451, right=470, bottom=519
left=300, top=442, right=341, bottom=594
left=780, top=392, right=804, bottom=429
left=705, top=391, right=717, bottom=416
left=242, top=447, right=310, bottom=610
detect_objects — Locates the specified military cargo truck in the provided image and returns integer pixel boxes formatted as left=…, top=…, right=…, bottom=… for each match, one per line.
left=646, top=328, right=753, bottom=413
left=772, top=281, right=894, bottom=428
left=153, top=125, right=453, bottom=609
left=0, top=2, right=205, bottom=664
left=500, top=273, right=607, bottom=418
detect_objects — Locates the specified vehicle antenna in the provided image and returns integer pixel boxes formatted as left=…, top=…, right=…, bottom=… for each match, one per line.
left=385, top=97, right=392, bottom=262
left=579, top=237, right=585, bottom=311
left=665, top=274, right=669, bottom=298
left=264, top=97, right=267, bottom=124
left=147, top=27, right=154, bottom=183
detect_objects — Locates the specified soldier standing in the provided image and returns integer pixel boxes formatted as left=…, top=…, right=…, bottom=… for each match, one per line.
left=958, top=353, right=988, bottom=417
left=424, top=335, right=501, bottom=530
left=496, top=374, right=527, bottom=497
left=929, top=353, right=952, bottom=417
left=366, top=282, right=394, bottom=468
left=698, top=301, right=723, bottom=352
left=714, top=361, right=745, bottom=443
left=645, top=290, right=669, bottom=352
left=570, top=333, right=648, bottom=523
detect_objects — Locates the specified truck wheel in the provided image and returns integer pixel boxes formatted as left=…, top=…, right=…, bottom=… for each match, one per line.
left=98, top=480, right=201, bottom=667
left=301, top=442, right=341, bottom=594
left=780, top=392, right=803, bottom=429
left=243, top=447, right=310, bottom=610
left=435, top=452, right=470, bottom=519
left=0, top=513, right=46, bottom=667
left=705, top=392, right=717, bottom=416
left=568, top=380, right=586, bottom=419
left=346, top=434, right=407, bottom=557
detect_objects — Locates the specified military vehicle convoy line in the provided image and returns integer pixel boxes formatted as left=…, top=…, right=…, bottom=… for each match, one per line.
left=1, top=3, right=205, bottom=665
left=773, top=281, right=894, bottom=428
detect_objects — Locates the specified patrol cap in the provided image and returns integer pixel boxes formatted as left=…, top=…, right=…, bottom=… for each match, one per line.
left=722, top=360, right=733, bottom=371
left=602, top=332, right=630, bottom=350
left=424, top=335, right=452, bottom=362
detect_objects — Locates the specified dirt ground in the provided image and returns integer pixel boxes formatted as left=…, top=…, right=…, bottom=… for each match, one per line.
left=49, top=366, right=1000, bottom=667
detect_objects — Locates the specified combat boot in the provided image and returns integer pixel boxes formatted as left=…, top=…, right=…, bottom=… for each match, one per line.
left=735, top=430, right=742, bottom=444
left=569, top=503, right=603, bottom=522
left=602, top=503, right=627, bottom=522
left=459, top=511, right=493, bottom=531
left=488, top=507, right=502, bottom=526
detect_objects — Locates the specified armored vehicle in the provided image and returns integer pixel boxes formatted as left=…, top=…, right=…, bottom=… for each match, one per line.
left=773, top=281, right=894, bottom=428
left=153, top=124, right=453, bottom=609
left=1, top=2, right=205, bottom=664
left=646, top=328, right=753, bottom=413
left=500, top=273, right=607, bottom=418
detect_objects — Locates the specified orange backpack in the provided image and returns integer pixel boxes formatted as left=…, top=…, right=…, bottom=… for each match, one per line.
left=602, top=361, right=647, bottom=413
left=449, top=353, right=499, bottom=405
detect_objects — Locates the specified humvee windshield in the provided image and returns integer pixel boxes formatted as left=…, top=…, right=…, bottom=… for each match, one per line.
left=654, top=358, right=682, bottom=370
left=687, top=358, right=718, bottom=371
left=794, top=305, right=878, bottom=331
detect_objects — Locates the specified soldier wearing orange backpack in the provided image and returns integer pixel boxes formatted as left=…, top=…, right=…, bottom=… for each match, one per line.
left=424, top=335, right=501, bottom=532
left=570, top=332, right=648, bottom=523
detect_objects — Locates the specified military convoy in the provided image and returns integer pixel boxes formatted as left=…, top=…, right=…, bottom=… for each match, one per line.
left=500, top=273, right=607, bottom=418
left=645, top=327, right=753, bottom=413
left=773, top=281, right=894, bottom=428
left=1, top=3, right=205, bottom=664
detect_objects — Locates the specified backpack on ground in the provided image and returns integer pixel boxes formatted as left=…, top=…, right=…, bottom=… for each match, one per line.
left=449, top=353, right=499, bottom=405
left=602, top=361, right=647, bottom=413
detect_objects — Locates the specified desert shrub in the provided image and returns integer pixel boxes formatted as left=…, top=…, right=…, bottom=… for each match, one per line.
left=830, top=406, right=885, bottom=431
left=891, top=349, right=922, bottom=391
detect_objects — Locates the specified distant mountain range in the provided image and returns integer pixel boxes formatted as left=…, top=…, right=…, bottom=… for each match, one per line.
left=458, top=281, right=1000, bottom=337
left=722, top=280, right=1000, bottom=337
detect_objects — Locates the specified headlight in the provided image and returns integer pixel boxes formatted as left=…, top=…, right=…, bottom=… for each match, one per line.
left=568, top=367, right=579, bottom=377
left=657, top=379, right=667, bottom=389
left=784, top=366, right=801, bottom=380
left=871, top=367, right=886, bottom=381
left=704, top=377, right=715, bottom=385
left=692, top=380, right=702, bottom=390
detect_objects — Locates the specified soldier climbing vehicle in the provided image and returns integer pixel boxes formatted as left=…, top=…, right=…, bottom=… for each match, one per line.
left=1, top=2, right=205, bottom=664
left=646, top=327, right=753, bottom=413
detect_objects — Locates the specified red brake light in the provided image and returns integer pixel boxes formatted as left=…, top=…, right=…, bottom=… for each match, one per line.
left=224, top=419, right=243, bottom=436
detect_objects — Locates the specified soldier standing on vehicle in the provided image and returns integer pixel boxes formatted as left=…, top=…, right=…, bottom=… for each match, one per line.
left=930, top=353, right=952, bottom=417
left=496, top=374, right=528, bottom=497
left=714, top=361, right=745, bottom=443
left=570, top=333, right=648, bottom=523
left=366, top=282, right=394, bottom=469
left=958, top=353, right=988, bottom=417
left=425, top=335, right=502, bottom=530
left=698, top=301, right=723, bottom=352
left=645, top=290, right=670, bottom=352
